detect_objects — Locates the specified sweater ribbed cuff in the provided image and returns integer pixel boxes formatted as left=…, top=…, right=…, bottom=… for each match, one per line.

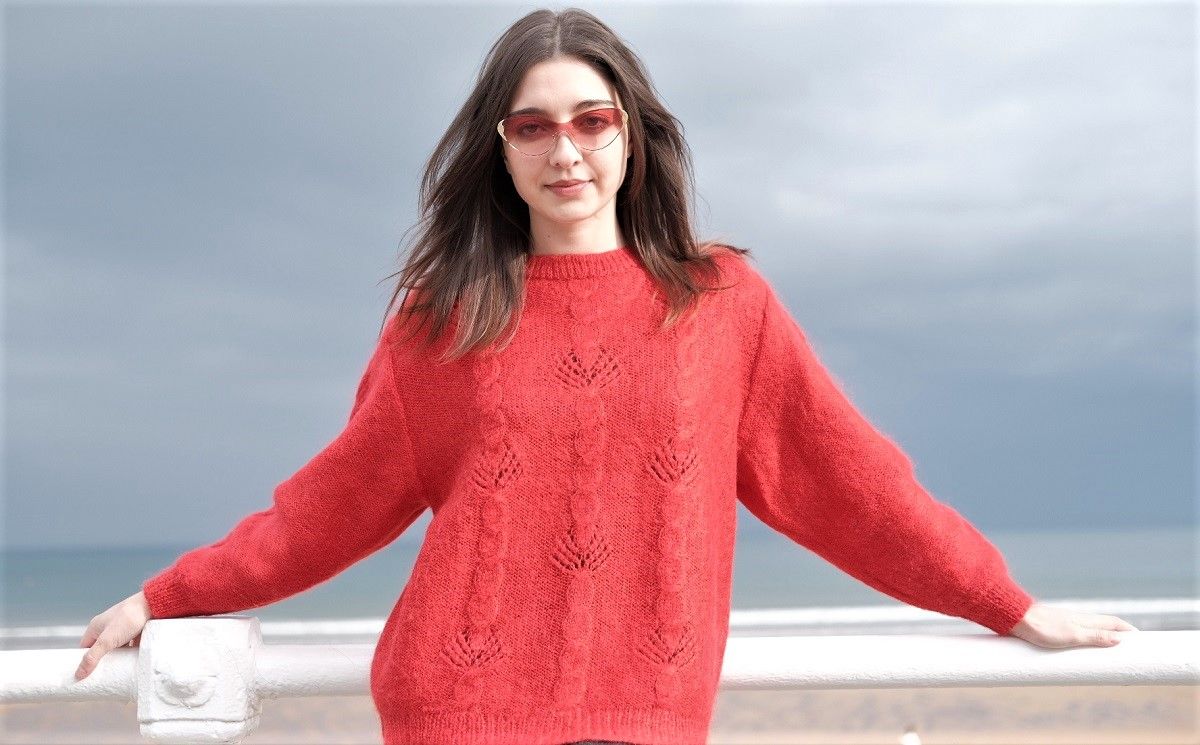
left=972, top=579, right=1037, bottom=636
left=142, top=568, right=194, bottom=619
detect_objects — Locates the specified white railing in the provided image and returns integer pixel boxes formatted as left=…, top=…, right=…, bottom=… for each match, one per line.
left=3, top=598, right=1197, bottom=745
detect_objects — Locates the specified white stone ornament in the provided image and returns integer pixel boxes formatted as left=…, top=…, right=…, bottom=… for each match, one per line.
left=137, top=616, right=263, bottom=744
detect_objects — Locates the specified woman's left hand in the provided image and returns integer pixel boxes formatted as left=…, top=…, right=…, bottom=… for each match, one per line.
left=1007, top=601, right=1139, bottom=649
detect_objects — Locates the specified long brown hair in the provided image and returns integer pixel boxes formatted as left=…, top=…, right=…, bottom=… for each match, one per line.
left=381, top=7, right=751, bottom=362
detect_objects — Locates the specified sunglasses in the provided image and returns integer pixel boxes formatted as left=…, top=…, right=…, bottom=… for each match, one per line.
left=497, top=107, right=629, bottom=157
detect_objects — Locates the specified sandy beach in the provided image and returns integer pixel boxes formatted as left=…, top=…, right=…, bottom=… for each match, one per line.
left=3, top=685, right=1195, bottom=744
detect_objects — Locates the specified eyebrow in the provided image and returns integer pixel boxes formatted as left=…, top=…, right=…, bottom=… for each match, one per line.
left=506, top=99, right=616, bottom=117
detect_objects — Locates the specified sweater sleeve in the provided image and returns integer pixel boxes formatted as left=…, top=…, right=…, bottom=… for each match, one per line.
left=735, top=274, right=1035, bottom=636
left=141, top=321, right=428, bottom=619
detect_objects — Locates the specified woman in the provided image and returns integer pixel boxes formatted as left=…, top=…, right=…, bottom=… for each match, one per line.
left=76, top=7, right=1137, bottom=745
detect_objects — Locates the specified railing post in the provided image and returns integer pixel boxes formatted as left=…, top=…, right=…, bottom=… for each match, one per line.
left=136, top=616, right=263, bottom=744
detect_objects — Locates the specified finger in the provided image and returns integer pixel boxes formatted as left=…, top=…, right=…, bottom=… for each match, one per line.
left=75, top=635, right=116, bottom=681
left=75, top=648, right=99, bottom=681
left=1102, top=616, right=1138, bottom=632
left=75, top=645, right=105, bottom=680
left=1078, top=614, right=1139, bottom=632
left=78, top=618, right=100, bottom=648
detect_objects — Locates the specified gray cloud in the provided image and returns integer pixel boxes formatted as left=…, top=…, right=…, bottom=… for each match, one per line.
left=5, top=2, right=1194, bottom=548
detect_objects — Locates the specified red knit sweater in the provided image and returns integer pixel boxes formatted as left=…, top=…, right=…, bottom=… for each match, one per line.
left=142, top=244, right=1036, bottom=745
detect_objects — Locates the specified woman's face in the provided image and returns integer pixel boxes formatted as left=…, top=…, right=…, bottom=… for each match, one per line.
left=500, top=56, right=631, bottom=245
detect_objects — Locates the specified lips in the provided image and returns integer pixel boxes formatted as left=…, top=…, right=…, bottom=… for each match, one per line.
left=548, top=179, right=587, bottom=187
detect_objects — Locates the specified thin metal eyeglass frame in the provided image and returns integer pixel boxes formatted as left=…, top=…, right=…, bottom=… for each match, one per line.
left=497, top=108, right=629, bottom=157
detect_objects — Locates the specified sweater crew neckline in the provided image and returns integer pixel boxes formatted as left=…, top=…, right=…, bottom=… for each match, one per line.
left=524, top=245, right=642, bottom=280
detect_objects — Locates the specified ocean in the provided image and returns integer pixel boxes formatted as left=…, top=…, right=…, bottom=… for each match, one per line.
left=3, top=524, right=1194, bottom=631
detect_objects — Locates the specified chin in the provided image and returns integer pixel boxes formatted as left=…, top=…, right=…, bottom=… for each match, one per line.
left=542, top=198, right=593, bottom=213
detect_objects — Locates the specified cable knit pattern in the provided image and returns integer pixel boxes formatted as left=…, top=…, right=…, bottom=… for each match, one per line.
left=638, top=304, right=700, bottom=706
left=551, top=269, right=619, bottom=707
left=444, top=341, right=520, bottom=708
left=140, top=244, right=1037, bottom=745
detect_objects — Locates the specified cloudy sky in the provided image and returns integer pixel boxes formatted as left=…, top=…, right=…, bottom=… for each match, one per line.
left=5, top=1, right=1194, bottom=549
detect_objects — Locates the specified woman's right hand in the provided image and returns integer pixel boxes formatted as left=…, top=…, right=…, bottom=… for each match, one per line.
left=75, top=590, right=152, bottom=681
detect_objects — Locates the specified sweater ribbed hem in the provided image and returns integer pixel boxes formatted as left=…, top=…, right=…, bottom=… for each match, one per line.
left=525, top=245, right=643, bottom=280
left=379, top=707, right=709, bottom=745
left=142, top=567, right=194, bottom=619
left=974, top=580, right=1037, bottom=636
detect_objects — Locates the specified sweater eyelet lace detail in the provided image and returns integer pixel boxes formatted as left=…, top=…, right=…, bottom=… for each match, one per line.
left=647, top=434, right=700, bottom=487
left=442, top=625, right=505, bottom=669
left=551, top=526, right=614, bottom=572
left=555, top=346, right=622, bottom=390
left=635, top=619, right=699, bottom=670
left=469, top=438, right=523, bottom=492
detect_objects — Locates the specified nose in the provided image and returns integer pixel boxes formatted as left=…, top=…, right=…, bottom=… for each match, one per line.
left=549, top=131, right=583, bottom=167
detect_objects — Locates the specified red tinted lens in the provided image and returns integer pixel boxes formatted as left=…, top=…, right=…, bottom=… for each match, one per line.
left=503, top=108, right=622, bottom=154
